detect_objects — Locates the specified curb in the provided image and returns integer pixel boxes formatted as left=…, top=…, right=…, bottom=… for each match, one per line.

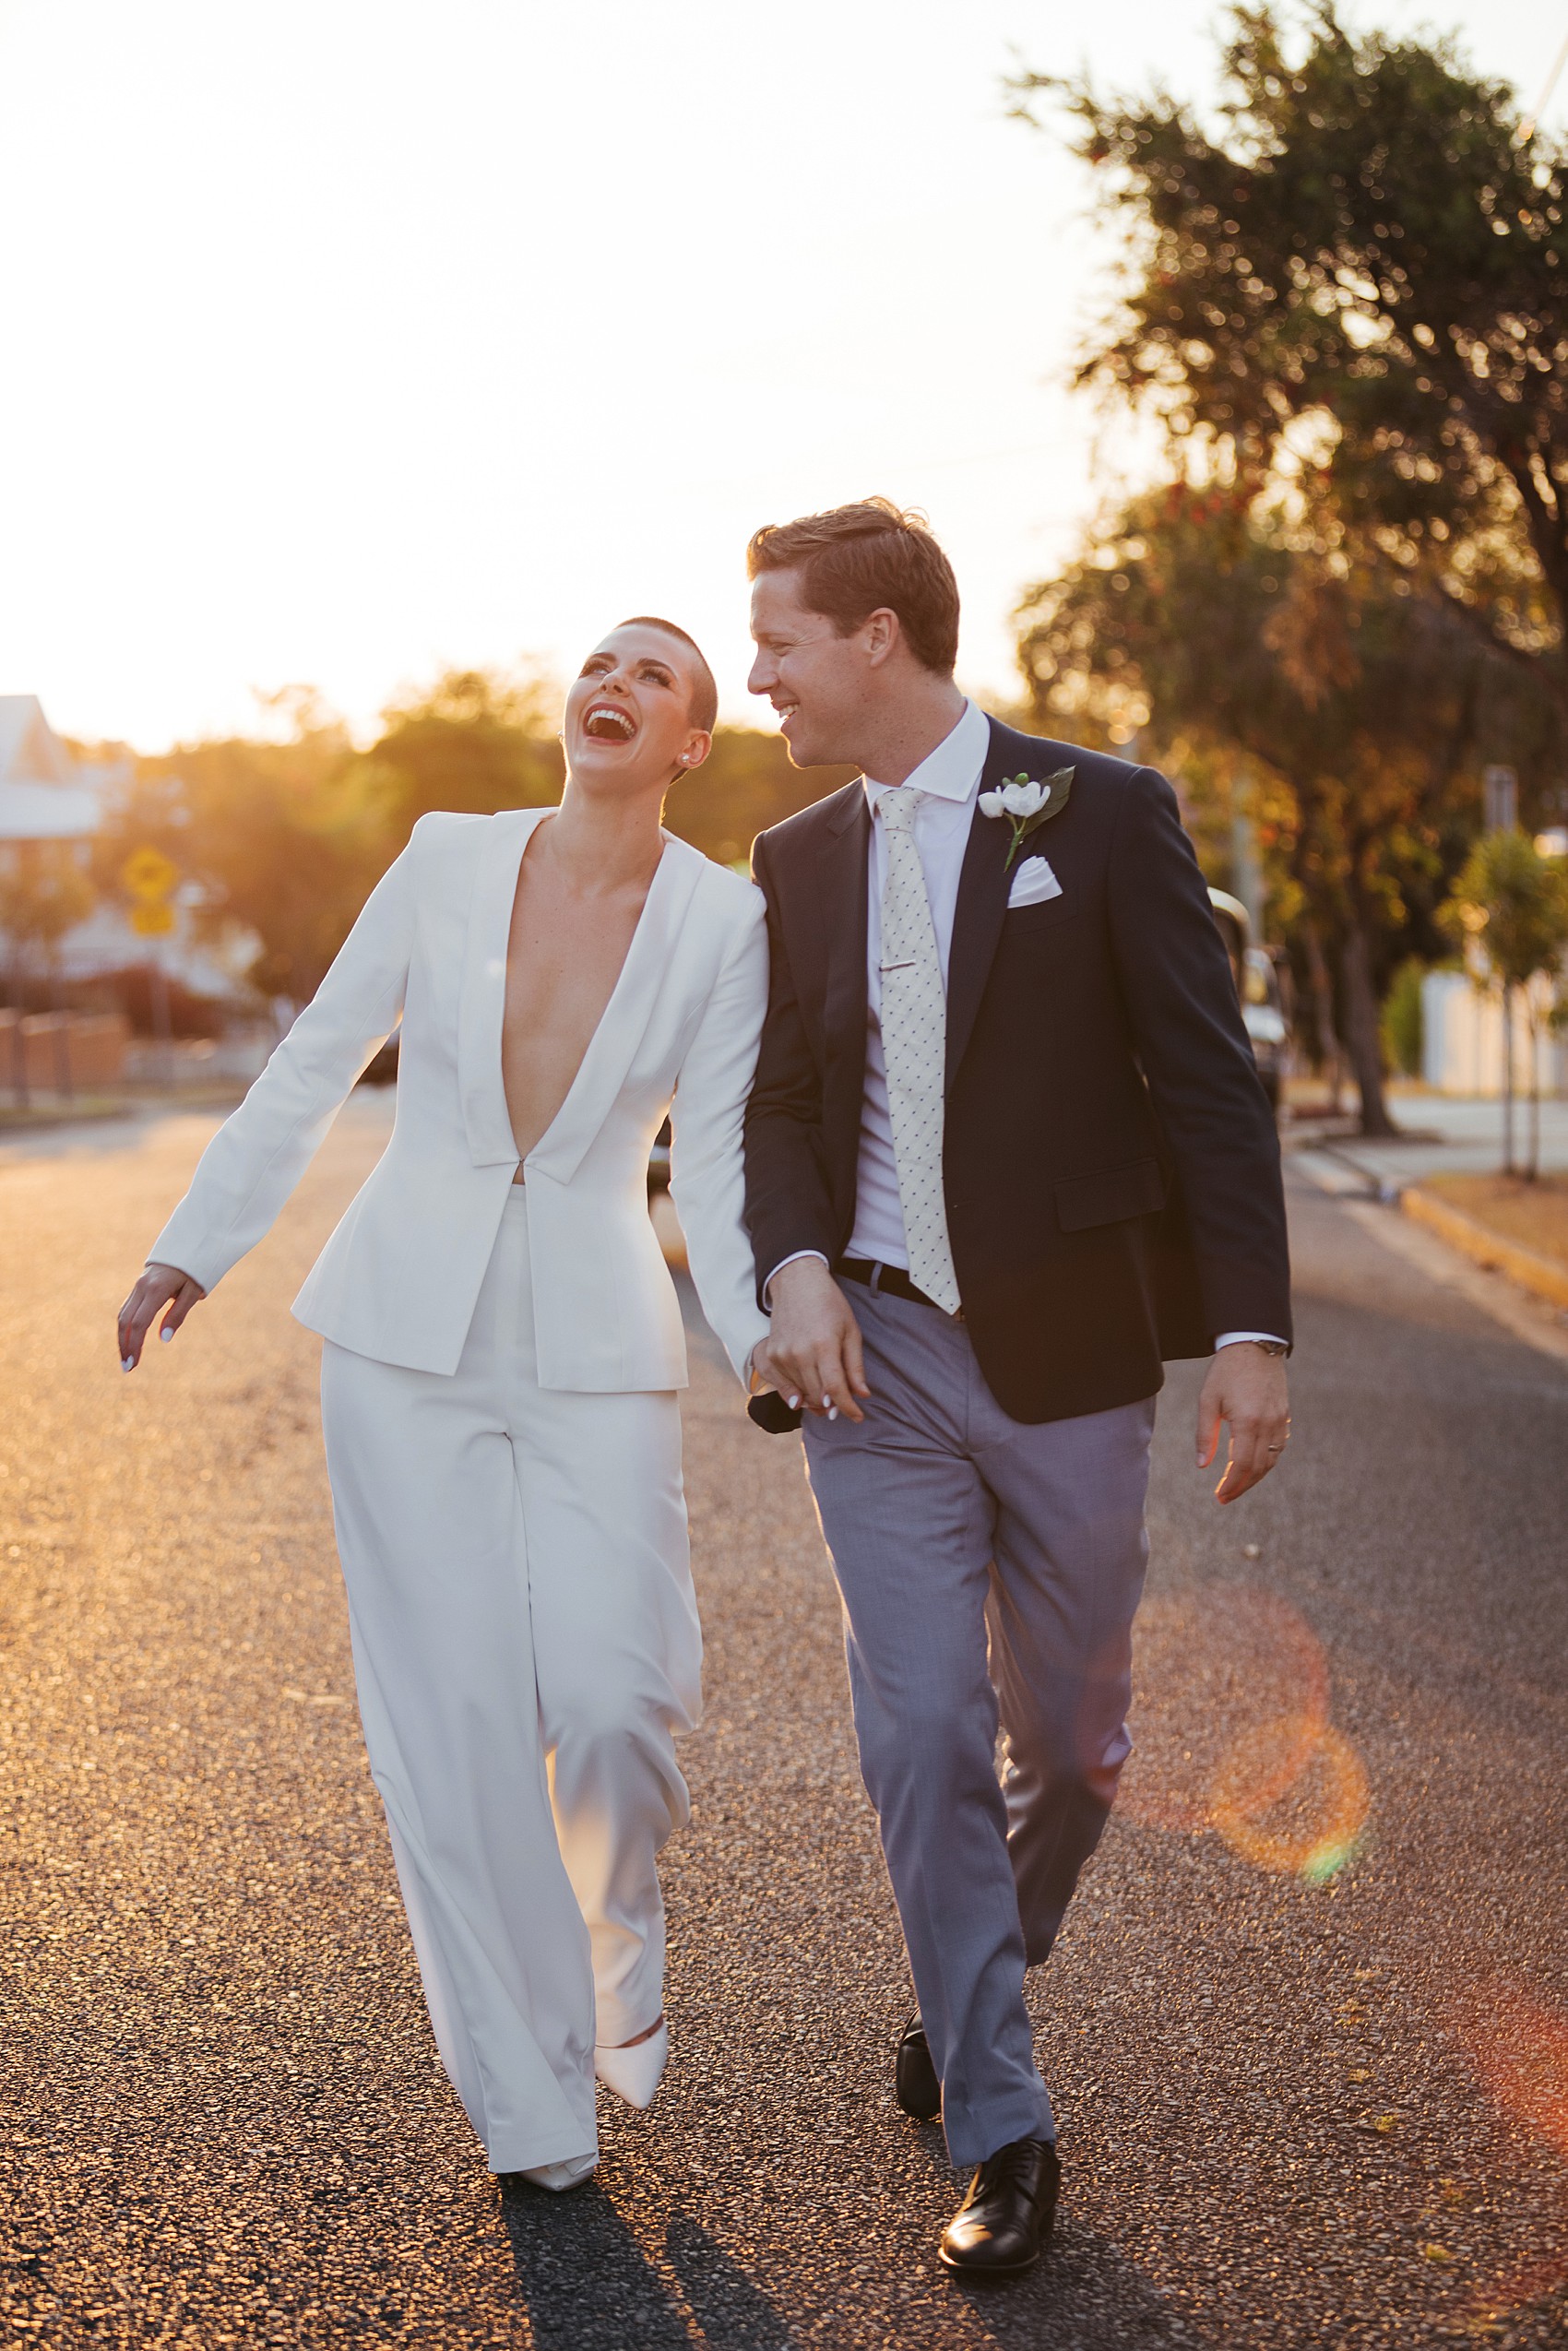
left=1400, top=1186, right=1568, bottom=1313
left=0, top=1097, right=132, bottom=1134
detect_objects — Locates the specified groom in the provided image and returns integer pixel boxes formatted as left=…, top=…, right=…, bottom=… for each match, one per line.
left=742, top=502, right=1291, bottom=2276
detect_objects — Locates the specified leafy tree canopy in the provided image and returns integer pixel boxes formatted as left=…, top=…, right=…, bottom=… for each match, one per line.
left=666, top=729, right=856, bottom=868
left=98, top=671, right=849, bottom=1004
left=1013, top=4, right=1568, bottom=703
left=1016, top=477, right=1564, bottom=1129
left=362, top=668, right=855, bottom=866
left=0, top=839, right=97, bottom=967
left=100, top=710, right=387, bottom=1004
left=1438, top=828, right=1568, bottom=994
left=366, top=667, right=564, bottom=837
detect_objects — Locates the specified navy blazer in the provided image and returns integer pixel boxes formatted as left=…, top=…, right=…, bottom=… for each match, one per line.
left=742, top=716, right=1292, bottom=1425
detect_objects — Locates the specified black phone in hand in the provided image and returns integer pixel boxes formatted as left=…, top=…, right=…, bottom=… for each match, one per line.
left=747, top=1391, right=803, bottom=1435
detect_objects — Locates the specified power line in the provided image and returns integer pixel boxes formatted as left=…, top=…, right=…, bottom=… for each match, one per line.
left=1517, top=22, right=1568, bottom=145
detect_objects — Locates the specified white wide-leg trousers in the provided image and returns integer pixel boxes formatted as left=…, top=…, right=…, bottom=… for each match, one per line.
left=318, top=1188, right=700, bottom=2173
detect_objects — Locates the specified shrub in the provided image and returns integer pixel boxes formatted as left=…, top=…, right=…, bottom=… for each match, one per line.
left=1381, top=958, right=1426, bottom=1079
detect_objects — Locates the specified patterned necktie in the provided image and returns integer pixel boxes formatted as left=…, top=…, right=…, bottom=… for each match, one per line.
left=876, top=789, right=961, bottom=1314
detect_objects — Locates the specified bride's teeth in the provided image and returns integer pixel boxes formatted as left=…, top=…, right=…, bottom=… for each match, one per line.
left=588, top=704, right=633, bottom=736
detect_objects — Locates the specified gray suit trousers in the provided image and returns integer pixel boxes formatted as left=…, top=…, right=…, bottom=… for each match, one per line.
left=802, top=1280, right=1155, bottom=2167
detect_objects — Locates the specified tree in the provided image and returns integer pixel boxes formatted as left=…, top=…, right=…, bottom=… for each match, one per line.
left=0, top=838, right=98, bottom=992
left=364, top=668, right=564, bottom=841
left=1380, top=955, right=1427, bottom=1078
left=1016, top=481, right=1562, bottom=1132
left=97, top=672, right=850, bottom=1022
left=1015, top=5, right=1568, bottom=735
left=99, top=705, right=391, bottom=1009
left=665, top=730, right=857, bottom=867
left=1438, top=832, right=1568, bottom=1176
left=366, top=667, right=858, bottom=868
left=0, top=839, right=97, bottom=1095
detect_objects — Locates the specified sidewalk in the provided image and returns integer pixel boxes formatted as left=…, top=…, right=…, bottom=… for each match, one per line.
left=0, top=1076, right=397, bottom=1162
left=1288, top=1094, right=1568, bottom=1195
left=1289, top=1096, right=1568, bottom=1322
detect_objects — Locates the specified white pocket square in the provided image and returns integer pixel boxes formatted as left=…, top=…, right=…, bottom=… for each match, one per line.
left=1007, top=855, right=1063, bottom=908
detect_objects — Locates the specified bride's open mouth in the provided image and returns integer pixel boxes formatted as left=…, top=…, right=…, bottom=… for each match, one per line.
left=583, top=699, right=638, bottom=743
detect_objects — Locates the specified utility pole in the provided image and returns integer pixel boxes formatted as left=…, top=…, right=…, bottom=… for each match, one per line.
left=1230, top=798, right=1265, bottom=941
left=1483, top=766, right=1520, bottom=1173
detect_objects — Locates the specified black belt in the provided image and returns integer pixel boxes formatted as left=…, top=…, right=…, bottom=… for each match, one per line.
left=837, top=1257, right=958, bottom=1316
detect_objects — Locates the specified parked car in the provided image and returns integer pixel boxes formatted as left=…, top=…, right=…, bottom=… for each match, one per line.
left=1208, top=888, right=1289, bottom=1111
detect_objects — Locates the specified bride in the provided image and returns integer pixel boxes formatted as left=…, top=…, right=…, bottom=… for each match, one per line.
left=117, top=618, right=774, bottom=2192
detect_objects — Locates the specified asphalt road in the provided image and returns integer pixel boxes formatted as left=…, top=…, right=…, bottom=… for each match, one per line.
left=1, top=1099, right=1565, bottom=2349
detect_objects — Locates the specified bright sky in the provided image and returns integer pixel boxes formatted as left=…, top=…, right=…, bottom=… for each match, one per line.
left=1, top=0, right=1562, bottom=750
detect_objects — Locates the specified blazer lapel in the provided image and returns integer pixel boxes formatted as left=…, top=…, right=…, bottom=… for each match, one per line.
left=525, top=834, right=706, bottom=1187
left=945, top=718, right=1020, bottom=1096
left=457, top=807, right=551, bottom=1168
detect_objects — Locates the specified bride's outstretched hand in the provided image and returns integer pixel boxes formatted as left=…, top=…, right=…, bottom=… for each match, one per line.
left=118, top=1263, right=207, bottom=1371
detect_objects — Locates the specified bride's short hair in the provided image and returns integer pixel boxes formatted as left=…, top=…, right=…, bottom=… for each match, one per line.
left=745, top=499, right=960, bottom=675
left=618, top=616, right=719, bottom=733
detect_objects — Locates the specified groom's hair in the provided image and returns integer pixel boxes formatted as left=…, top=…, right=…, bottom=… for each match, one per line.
left=745, top=499, right=960, bottom=674
left=618, top=616, right=719, bottom=733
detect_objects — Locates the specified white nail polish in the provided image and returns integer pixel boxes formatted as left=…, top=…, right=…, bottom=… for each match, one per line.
left=827, top=1407, right=838, bottom=1421
left=122, top=1358, right=134, bottom=1372
left=786, top=1395, right=801, bottom=1410
left=821, top=1395, right=832, bottom=1410
left=160, top=1328, right=173, bottom=1343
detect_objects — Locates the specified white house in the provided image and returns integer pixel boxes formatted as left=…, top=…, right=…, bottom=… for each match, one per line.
left=0, top=695, right=110, bottom=848
left=1422, top=967, right=1567, bottom=1098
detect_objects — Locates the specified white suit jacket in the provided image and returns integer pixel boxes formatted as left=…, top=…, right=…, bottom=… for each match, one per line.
left=148, top=807, right=771, bottom=1390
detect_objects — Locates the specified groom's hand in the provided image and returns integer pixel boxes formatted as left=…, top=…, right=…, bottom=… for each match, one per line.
left=766, top=1259, right=871, bottom=1423
left=1196, top=1343, right=1290, bottom=1503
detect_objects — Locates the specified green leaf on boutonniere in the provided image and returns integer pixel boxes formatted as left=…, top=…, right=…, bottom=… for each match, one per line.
left=1016, top=766, right=1075, bottom=847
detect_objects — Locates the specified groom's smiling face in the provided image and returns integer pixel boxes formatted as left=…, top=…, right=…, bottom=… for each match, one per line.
left=749, top=569, right=883, bottom=769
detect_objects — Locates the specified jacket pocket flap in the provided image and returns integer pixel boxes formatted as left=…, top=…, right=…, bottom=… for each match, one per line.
left=1054, top=1157, right=1166, bottom=1234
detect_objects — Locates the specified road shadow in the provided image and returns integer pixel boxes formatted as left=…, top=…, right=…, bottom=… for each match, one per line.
left=898, top=2124, right=1215, bottom=2349
left=943, top=2237, right=1214, bottom=2350
left=499, top=2187, right=800, bottom=2350
left=500, top=2180, right=692, bottom=2351
left=666, top=2216, right=796, bottom=2346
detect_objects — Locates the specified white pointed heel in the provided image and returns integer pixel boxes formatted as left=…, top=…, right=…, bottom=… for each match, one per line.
left=594, top=2019, right=669, bottom=2109
left=513, top=2151, right=598, bottom=2193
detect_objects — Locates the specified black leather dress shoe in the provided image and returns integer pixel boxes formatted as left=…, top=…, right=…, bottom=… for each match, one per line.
left=939, top=2136, right=1061, bottom=2277
left=895, top=2016, right=941, bottom=2119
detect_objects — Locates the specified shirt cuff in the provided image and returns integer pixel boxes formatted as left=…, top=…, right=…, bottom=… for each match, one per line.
left=763, top=1250, right=830, bottom=1309
left=1215, top=1331, right=1289, bottom=1351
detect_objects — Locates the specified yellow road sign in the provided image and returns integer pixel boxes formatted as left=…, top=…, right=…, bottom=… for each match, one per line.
left=123, top=846, right=180, bottom=901
left=129, top=900, right=176, bottom=936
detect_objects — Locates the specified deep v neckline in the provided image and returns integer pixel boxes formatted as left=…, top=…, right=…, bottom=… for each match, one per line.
left=504, top=824, right=674, bottom=1169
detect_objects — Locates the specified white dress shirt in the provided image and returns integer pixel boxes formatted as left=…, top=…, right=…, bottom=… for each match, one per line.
left=766, top=699, right=1283, bottom=1352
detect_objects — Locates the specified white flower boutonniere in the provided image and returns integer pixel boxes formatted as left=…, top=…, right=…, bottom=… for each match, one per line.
left=978, top=768, right=1075, bottom=870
